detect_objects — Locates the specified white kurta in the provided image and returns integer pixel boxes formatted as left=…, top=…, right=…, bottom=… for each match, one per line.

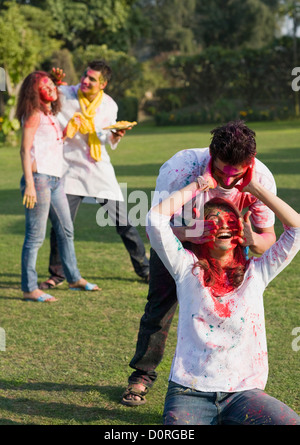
left=57, top=85, right=124, bottom=201
left=152, top=148, right=276, bottom=229
left=147, top=210, right=300, bottom=392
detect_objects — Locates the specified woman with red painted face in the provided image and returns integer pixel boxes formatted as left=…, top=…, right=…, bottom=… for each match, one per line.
left=122, top=121, right=278, bottom=407
left=16, top=71, right=100, bottom=302
left=146, top=170, right=300, bottom=425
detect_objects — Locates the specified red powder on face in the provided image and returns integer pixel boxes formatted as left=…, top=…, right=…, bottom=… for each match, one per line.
left=39, top=77, right=57, bottom=102
left=192, top=198, right=247, bottom=318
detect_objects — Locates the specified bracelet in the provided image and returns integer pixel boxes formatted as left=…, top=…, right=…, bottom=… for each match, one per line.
left=195, top=176, right=208, bottom=190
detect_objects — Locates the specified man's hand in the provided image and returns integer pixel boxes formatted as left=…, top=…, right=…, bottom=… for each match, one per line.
left=50, top=67, right=67, bottom=86
left=234, top=161, right=255, bottom=192
left=110, top=128, right=126, bottom=143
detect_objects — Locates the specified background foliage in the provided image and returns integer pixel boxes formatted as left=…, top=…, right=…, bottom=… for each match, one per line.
left=0, top=0, right=299, bottom=425
left=0, top=0, right=300, bottom=138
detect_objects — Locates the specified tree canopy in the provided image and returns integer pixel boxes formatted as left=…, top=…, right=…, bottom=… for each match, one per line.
left=195, top=0, right=277, bottom=49
left=0, top=0, right=299, bottom=139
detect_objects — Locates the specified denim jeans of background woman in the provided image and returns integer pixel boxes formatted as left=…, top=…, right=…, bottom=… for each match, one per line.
left=20, top=173, right=81, bottom=292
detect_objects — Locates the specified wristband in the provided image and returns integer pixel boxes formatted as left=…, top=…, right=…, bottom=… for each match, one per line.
left=195, top=176, right=210, bottom=191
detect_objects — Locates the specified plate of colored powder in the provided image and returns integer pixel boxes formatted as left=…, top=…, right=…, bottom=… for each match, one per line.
left=103, top=121, right=137, bottom=130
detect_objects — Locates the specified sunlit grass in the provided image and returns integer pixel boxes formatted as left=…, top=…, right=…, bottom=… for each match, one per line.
left=0, top=119, right=299, bottom=424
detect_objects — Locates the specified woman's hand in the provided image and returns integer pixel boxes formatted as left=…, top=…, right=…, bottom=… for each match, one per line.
left=64, top=113, right=83, bottom=140
left=196, top=174, right=216, bottom=191
left=239, top=211, right=256, bottom=246
left=20, top=112, right=40, bottom=210
left=23, top=181, right=37, bottom=209
left=182, top=219, right=218, bottom=244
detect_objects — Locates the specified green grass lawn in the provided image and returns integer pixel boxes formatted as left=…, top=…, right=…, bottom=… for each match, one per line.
left=0, top=120, right=299, bottom=425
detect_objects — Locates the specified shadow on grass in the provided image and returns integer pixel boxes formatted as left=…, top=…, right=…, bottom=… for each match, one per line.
left=0, top=272, right=146, bottom=284
left=256, top=148, right=300, bottom=176
left=0, top=188, right=153, bottom=243
left=0, top=380, right=161, bottom=425
left=2, top=187, right=300, bottom=241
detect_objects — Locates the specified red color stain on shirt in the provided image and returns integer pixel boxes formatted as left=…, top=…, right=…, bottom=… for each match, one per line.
left=212, top=296, right=231, bottom=318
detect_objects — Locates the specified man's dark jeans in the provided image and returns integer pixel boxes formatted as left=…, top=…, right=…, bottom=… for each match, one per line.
left=128, top=247, right=178, bottom=387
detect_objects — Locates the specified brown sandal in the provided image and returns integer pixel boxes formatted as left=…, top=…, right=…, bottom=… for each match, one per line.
left=39, top=276, right=64, bottom=290
left=121, top=385, right=148, bottom=407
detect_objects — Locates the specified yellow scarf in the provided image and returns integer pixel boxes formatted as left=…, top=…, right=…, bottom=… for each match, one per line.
left=66, top=89, right=104, bottom=161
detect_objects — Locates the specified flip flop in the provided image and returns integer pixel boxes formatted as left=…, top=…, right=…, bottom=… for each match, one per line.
left=69, top=282, right=100, bottom=291
left=24, top=293, right=57, bottom=303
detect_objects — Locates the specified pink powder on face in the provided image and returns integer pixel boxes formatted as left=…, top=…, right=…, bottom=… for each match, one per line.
left=213, top=160, right=248, bottom=187
left=222, top=165, right=242, bottom=176
left=222, top=165, right=247, bottom=186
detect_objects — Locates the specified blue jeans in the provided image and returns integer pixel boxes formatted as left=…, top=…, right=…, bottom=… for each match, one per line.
left=20, top=174, right=81, bottom=292
left=163, top=381, right=300, bottom=425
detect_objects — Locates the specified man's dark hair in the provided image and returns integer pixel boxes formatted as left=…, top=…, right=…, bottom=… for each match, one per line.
left=88, top=60, right=112, bottom=83
left=209, top=120, right=257, bottom=165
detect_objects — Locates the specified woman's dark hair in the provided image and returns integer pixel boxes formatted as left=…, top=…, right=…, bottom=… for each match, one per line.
left=16, top=71, right=61, bottom=123
left=209, top=120, right=256, bottom=166
left=192, top=198, right=247, bottom=291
